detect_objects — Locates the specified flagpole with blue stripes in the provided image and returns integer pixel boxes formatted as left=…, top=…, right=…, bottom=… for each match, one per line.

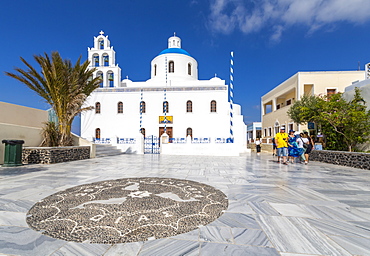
left=139, top=88, right=143, bottom=133
left=164, top=56, right=167, bottom=134
left=229, top=51, right=234, bottom=143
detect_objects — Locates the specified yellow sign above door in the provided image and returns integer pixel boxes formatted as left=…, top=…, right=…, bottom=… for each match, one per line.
left=159, top=116, right=173, bottom=124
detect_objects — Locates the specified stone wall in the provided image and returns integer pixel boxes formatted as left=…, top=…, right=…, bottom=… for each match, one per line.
left=248, top=143, right=274, bottom=153
left=310, top=150, right=370, bottom=170
left=23, top=146, right=90, bottom=164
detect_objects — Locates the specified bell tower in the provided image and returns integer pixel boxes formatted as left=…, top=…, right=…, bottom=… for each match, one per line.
left=88, top=31, right=121, bottom=88
left=168, top=33, right=181, bottom=48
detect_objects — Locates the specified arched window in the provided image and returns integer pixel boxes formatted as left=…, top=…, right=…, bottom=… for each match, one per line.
left=210, top=100, right=217, bottom=112
left=186, top=100, right=192, bottom=113
left=188, top=63, right=192, bottom=75
left=93, top=55, right=99, bottom=67
left=154, top=64, right=157, bottom=76
left=140, top=128, right=146, bottom=137
left=97, top=72, right=103, bottom=87
left=103, top=55, right=109, bottom=67
left=163, top=101, right=169, bottom=113
left=108, top=72, right=114, bottom=87
left=169, top=61, right=174, bottom=73
left=95, top=128, right=101, bottom=139
left=117, top=102, right=123, bottom=113
left=186, top=128, right=193, bottom=138
left=95, top=102, right=101, bottom=114
left=99, top=39, right=104, bottom=49
left=140, top=101, right=146, bottom=113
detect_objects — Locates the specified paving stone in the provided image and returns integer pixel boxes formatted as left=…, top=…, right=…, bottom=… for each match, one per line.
left=0, top=153, right=369, bottom=255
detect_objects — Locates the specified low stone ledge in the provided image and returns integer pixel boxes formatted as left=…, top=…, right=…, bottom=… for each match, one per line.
left=310, top=150, right=370, bottom=170
left=22, top=146, right=90, bottom=164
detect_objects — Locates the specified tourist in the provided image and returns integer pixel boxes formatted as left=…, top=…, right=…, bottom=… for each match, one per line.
left=274, top=127, right=289, bottom=165
left=255, top=138, right=261, bottom=154
left=303, top=131, right=314, bottom=164
left=297, top=133, right=307, bottom=164
left=272, top=137, right=277, bottom=156
left=287, top=130, right=304, bottom=163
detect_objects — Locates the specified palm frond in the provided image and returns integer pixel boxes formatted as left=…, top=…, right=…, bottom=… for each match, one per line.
left=6, top=51, right=100, bottom=146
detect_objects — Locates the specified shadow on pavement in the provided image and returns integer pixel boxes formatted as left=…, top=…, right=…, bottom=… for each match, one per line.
left=0, top=166, right=46, bottom=176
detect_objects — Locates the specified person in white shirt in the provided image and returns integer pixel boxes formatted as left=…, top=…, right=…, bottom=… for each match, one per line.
left=255, top=138, right=261, bottom=154
left=297, top=133, right=307, bottom=164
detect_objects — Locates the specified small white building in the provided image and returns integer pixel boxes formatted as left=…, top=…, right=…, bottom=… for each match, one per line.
left=81, top=31, right=247, bottom=156
left=344, top=62, right=370, bottom=111
left=246, top=122, right=261, bottom=143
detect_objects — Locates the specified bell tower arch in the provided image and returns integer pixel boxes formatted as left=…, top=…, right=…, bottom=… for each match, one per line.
left=87, top=31, right=121, bottom=88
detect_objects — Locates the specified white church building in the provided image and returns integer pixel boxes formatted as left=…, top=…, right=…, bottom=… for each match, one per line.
left=81, top=31, right=247, bottom=156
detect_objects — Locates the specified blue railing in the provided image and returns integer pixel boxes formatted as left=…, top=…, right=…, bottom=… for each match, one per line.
left=94, top=138, right=111, bottom=144
left=117, top=138, right=136, bottom=144
left=169, top=138, right=186, bottom=143
left=169, top=138, right=212, bottom=144
left=215, top=138, right=234, bottom=143
left=192, top=138, right=210, bottom=143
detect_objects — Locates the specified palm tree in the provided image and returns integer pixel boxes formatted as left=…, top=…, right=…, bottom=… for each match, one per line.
left=5, top=51, right=101, bottom=146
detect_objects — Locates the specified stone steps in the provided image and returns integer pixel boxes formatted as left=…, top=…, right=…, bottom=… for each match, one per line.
left=95, top=144, right=123, bottom=158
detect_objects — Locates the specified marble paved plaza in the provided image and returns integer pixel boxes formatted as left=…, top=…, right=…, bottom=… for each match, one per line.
left=0, top=153, right=370, bottom=256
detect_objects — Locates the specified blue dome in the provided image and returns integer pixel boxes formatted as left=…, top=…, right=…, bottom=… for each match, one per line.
left=158, top=48, right=191, bottom=56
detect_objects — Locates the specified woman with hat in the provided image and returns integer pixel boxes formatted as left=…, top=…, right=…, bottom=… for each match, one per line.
left=287, top=130, right=304, bottom=163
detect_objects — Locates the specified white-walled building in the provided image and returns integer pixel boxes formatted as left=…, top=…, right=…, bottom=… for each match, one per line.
left=246, top=122, right=261, bottom=143
left=81, top=31, right=247, bottom=156
left=261, top=70, right=365, bottom=141
left=0, top=102, right=48, bottom=165
left=344, top=62, right=370, bottom=111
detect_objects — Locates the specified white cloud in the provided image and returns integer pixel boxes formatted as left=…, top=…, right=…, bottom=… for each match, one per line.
left=208, top=0, right=237, bottom=34
left=208, top=0, right=370, bottom=41
left=271, top=25, right=284, bottom=42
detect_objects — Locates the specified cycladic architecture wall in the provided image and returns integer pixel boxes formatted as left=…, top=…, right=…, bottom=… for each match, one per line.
left=344, top=62, right=370, bottom=112
left=246, top=122, right=262, bottom=143
left=0, top=102, right=48, bottom=164
left=261, top=71, right=365, bottom=141
left=343, top=63, right=370, bottom=152
left=81, top=31, right=247, bottom=156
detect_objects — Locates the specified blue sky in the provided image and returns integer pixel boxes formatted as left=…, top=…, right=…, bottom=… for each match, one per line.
left=1, top=0, right=370, bottom=134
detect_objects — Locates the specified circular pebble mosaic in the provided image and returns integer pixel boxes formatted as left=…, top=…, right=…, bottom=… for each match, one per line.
left=26, top=177, right=228, bottom=244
